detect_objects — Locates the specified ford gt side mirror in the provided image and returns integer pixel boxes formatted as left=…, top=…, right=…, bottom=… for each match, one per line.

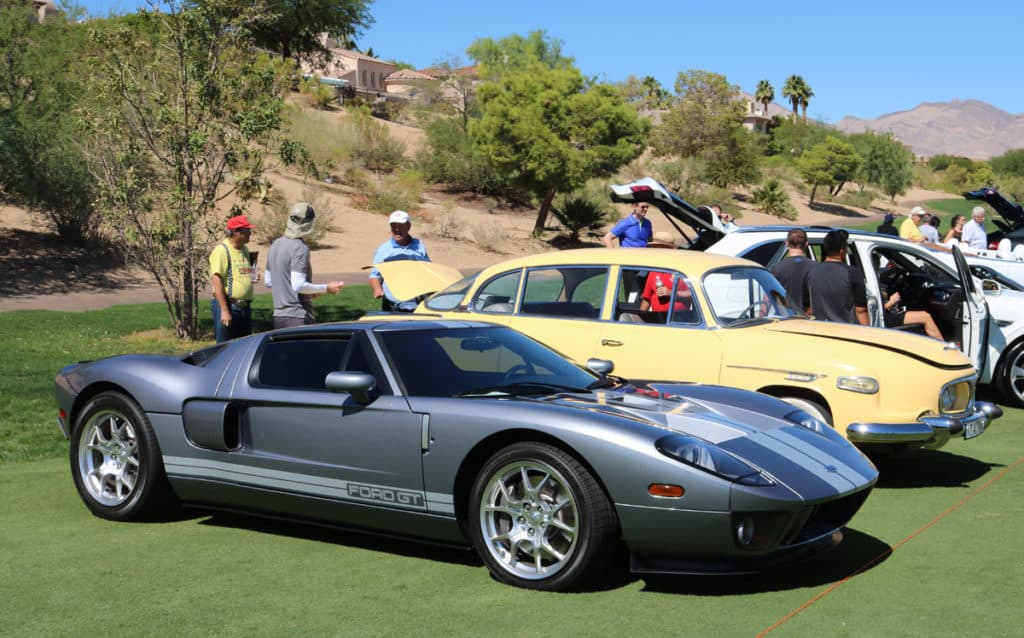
left=586, top=358, right=614, bottom=376
left=325, top=371, right=377, bottom=404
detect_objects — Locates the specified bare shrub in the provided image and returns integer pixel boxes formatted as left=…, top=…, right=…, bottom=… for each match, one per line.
left=354, top=169, right=424, bottom=214
left=433, top=199, right=461, bottom=239
left=471, top=221, right=506, bottom=253
left=253, top=185, right=337, bottom=246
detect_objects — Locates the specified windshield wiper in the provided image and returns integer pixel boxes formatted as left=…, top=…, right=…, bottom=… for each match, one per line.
left=587, top=375, right=627, bottom=390
left=457, top=382, right=589, bottom=398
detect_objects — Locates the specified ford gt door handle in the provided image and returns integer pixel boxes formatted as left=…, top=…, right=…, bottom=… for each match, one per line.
left=601, top=339, right=623, bottom=347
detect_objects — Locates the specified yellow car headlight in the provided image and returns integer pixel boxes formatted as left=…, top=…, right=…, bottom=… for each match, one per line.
left=837, top=376, right=879, bottom=394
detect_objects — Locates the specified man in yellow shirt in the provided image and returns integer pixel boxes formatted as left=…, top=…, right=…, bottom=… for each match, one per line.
left=899, top=206, right=926, bottom=242
left=209, top=215, right=258, bottom=342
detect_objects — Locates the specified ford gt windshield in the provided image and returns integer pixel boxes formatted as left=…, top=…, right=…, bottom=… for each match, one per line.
left=377, top=326, right=601, bottom=397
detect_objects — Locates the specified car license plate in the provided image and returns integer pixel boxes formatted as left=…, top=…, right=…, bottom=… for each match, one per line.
left=963, top=419, right=984, bottom=440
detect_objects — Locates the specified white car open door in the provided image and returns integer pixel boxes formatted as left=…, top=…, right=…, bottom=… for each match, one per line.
left=952, top=244, right=990, bottom=371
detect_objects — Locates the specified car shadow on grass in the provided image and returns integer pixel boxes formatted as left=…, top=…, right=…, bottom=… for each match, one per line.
left=640, top=528, right=891, bottom=595
left=196, top=511, right=482, bottom=568
left=872, top=450, right=1002, bottom=488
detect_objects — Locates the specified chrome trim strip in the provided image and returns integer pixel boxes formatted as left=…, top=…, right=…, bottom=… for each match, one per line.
left=420, top=413, right=430, bottom=452
left=725, top=364, right=826, bottom=381
left=938, top=373, right=978, bottom=416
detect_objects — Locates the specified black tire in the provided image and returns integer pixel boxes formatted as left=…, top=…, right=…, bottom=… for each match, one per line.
left=780, top=396, right=834, bottom=426
left=996, top=340, right=1024, bottom=407
left=69, top=391, right=175, bottom=521
left=468, top=441, right=618, bottom=591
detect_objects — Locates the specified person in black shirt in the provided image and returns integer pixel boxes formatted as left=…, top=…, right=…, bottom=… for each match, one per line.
left=770, top=228, right=813, bottom=313
left=876, top=213, right=898, bottom=236
left=807, top=229, right=869, bottom=325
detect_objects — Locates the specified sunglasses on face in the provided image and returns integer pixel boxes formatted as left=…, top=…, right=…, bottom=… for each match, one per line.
left=638, top=206, right=649, bottom=211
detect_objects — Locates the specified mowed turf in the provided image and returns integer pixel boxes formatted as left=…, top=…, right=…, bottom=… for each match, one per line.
left=3, top=412, right=1021, bottom=636
left=2, top=294, right=1022, bottom=636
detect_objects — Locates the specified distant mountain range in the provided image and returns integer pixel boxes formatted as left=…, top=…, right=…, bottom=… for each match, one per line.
left=833, top=99, right=1024, bottom=159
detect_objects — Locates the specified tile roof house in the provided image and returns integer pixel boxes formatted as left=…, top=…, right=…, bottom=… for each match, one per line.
left=300, top=35, right=396, bottom=100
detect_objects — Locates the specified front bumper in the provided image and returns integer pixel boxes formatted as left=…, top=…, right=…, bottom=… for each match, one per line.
left=846, top=401, right=1003, bottom=450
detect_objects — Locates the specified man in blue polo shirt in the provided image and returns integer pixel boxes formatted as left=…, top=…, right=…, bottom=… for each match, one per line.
left=601, top=202, right=652, bottom=247
left=369, top=210, right=431, bottom=311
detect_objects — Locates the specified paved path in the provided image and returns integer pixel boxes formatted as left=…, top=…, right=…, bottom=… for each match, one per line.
left=0, top=270, right=369, bottom=313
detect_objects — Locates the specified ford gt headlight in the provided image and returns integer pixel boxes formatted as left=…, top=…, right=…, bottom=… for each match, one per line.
left=785, top=409, right=849, bottom=446
left=656, top=435, right=775, bottom=486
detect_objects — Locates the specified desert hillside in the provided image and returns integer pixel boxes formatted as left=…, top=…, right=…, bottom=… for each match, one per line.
left=835, top=99, right=1024, bottom=159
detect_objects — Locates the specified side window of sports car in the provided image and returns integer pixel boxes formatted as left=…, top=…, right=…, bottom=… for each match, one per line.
left=255, top=338, right=350, bottom=391
left=519, top=266, right=606, bottom=319
left=471, top=270, right=522, bottom=313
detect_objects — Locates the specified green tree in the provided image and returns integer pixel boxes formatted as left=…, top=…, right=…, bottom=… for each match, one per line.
left=751, top=177, right=796, bottom=220
left=849, top=131, right=915, bottom=200
left=797, top=136, right=862, bottom=204
left=704, top=127, right=761, bottom=188
left=0, top=4, right=96, bottom=243
left=650, top=69, right=743, bottom=158
left=754, top=79, right=774, bottom=115
left=248, top=0, right=373, bottom=62
left=467, top=30, right=572, bottom=81
left=82, top=1, right=302, bottom=338
left=767, top=118, right=832, bottom=159
left=618, top=74, right=672, bottom=110
left=472, top=61, right=649, bottom=235
left=990, top=149, right=1024, bottom=177
left=782, top=75, right=810, bottom=122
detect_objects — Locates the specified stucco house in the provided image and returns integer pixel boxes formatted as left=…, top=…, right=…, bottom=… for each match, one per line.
left=300, top=35, right=396, bottom=100
left=30, top=0, right=59, bottom=22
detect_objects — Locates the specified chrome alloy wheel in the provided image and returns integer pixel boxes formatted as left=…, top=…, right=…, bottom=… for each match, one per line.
left=1007, top=349, right=1024, bottom=404
left=478, top=460, right=580, bottom=581
left=77, top=409, right=140, bottom=506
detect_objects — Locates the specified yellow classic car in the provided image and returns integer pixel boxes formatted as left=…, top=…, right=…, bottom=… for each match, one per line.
left=373, top=248, right=1001, bottom=452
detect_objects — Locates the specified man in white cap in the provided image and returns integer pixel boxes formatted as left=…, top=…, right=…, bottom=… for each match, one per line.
left=899, top=206, right=926, bottom=242
left=265, top=202, right=344, bottom=328
left=369, top=210, right=431, bottom=311
left=961, top=206, right=988, bottom=250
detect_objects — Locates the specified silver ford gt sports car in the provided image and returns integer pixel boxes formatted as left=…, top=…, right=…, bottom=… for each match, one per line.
left=54, top=319, right=877, bottom=591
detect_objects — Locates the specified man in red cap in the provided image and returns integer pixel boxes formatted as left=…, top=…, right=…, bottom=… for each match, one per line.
left=209, top=214, right=258, bottom=342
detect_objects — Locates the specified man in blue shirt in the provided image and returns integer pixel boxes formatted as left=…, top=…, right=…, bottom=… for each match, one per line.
left=601, top=202, right=652, bottom=247
left=369, top=210, right=431, bottom=311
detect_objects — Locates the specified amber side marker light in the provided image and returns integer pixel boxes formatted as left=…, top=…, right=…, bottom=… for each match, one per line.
left=649, top=484, right=684, bottom=498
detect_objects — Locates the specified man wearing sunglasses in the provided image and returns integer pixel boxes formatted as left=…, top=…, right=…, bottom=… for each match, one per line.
left=602, top=202, right=653, bottom=248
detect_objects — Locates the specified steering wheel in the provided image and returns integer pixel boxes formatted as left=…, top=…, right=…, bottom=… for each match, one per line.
left=502, top=363, right=536, bottom=383
left=737, top=300, right=769, bottom=320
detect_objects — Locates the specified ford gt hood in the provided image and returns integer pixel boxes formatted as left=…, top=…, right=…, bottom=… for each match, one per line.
left=545, top=391, right=877, bottom=497
left=760, top=319, right=970, bottom=367
left=368, top=261, right=465, bottom=303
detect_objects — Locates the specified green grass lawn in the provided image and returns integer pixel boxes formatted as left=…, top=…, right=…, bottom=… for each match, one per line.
left=3, top=290, right=1023, bottom=635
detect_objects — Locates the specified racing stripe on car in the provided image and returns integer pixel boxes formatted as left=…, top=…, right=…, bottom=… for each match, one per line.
left=773, top=427, right=877, bottom=486
left=163, top=456, right=446, bottom=512
left=743, top=431, right=862, bottom=493
left=717, top=438, right=855, bottom=496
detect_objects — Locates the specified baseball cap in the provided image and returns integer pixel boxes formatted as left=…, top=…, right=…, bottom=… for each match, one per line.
left=389, top=210, right=410, bottom=224
left=910, top=206, right=926, bottom=217
left=227, top=215, right=255, bottom=231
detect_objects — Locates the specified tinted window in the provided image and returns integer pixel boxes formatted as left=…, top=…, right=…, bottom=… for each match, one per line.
left=378, top=327, right=599, bottom=397
left=520, top=266, right=606, bottom=318
left=256, top=338, right=349, bottom=390
left=740, top=240, right=785, bottom=267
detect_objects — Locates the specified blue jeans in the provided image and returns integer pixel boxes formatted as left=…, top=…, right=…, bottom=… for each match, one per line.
left=211, top=299, right=252, bottom=343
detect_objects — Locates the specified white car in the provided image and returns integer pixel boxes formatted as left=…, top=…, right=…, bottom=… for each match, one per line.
left=609, top=179, right=1024, bottom=406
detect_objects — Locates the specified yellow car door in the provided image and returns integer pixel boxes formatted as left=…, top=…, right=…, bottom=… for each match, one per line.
left=506, top=265, right=608, bottom=364
left=596, top=266, right=724, bottom=382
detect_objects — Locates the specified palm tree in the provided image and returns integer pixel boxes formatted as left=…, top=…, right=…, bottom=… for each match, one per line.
left=799, top=82, right=814, bottom=123
left=754, top=79, right=774, bottom=115
left=782, top=75, right=804, bottom=122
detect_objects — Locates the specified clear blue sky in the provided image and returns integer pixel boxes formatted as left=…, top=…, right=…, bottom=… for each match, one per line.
left=76, top=0, right=1024, bottom=123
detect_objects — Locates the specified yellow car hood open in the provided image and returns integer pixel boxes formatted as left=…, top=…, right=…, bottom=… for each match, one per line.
left=367, top=261, right=464, bottom=301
